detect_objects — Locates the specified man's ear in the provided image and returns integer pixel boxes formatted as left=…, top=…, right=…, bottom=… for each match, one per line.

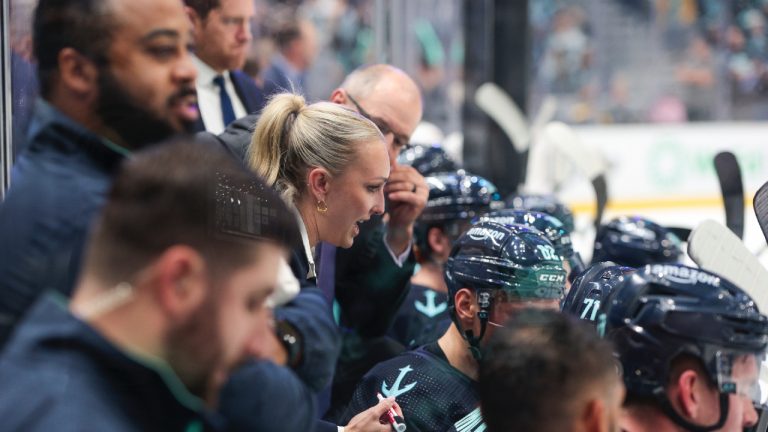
left=152, top=245, right=208, bottom=320
left=580, top=398, right=606, bottom=432
left=329, top=88, right=348, bottom=106
left=307, top=167, right=332, bottom=202
left=454, top=288, right=476, bottom=323
left=57, top=47, right=99, bottom=98
left=675, top=369, right=702, bottom=418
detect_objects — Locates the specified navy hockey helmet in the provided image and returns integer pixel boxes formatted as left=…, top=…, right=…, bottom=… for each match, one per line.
left=476, top=209, right=585, bottom=277
left=421, top=170, right=503, bottom=224
left=415, top=171, right=502, bottom=261
left=445, top=221, right=566, bottom=359
left=506, top=193, right=575, bottom=234
left=397, top=144, right=459, bottom=176
left=592, top=216, right=683, bottom=267
left=561, top=261, right=634, bottom=326
left=601, top=264, right=768, bottom=432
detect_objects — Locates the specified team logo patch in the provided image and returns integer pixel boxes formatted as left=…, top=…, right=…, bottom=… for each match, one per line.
left=381, top=365, right=418, bottom=398
left=415, top=290, right=447, bottom=318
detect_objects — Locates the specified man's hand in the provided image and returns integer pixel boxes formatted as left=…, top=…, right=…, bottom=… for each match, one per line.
left=385, top=165, right=428, bottom=255
left=344, top=397, right=404, bottom=432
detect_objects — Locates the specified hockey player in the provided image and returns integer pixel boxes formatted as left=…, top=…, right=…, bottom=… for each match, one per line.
left=389, top=170, right=501, bottom=349
left=592, top=216, right=683, bottom=267
left=342, top=221, right=566, bottom=431
left=476, top=209, right=585, bottom=288
left=602, top=264, right=768, bottom=431
left=561, top=261, right=634, bottom=327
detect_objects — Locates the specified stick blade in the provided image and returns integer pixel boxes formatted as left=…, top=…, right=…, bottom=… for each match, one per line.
left=754, top=180, right=768, bottom=245
left=688, top=219, right=768, bottom=312
left=543, top=122, right=607, bottom=180
left=592, top=174, right=608, bottom=231
left=714, top=151, right=745, bottom=239
left=474, top=82, right=530, bottom=153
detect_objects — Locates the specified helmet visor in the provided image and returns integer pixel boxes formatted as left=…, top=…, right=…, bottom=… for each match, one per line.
left=715, top=351, right=768, bottom=406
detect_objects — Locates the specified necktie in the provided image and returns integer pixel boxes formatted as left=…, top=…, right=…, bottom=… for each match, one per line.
left=213, top=75, right=236, bottom=126
left=316, top=242, right=337, bottom=309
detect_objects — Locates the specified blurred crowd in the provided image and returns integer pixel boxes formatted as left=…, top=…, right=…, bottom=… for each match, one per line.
left=531, top=0, right=768, bottom=124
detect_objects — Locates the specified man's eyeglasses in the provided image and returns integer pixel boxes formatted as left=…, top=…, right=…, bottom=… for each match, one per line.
left=346, top=93, right=413, bottom=154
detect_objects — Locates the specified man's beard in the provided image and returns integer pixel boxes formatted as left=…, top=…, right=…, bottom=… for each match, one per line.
left=96, top=69, right=197, bottom=149
left=166, top=293, right=223, bottom=402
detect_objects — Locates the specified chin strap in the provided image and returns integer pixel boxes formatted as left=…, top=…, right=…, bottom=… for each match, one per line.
left=653, top=387, right=730, bottom=432
left=464, top=289, right=492, bottom=361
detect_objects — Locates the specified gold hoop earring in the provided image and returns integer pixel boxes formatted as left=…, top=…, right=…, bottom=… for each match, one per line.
left=316, top=200, right=328, bottom=213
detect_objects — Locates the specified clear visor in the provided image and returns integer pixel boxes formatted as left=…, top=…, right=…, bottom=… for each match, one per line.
left=715, top=351, right=768, bottom=406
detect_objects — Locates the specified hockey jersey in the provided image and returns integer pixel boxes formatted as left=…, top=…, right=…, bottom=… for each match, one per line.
left=341, top=342, right=486, bottom=432
left=388, top=283, right=451, bottom=349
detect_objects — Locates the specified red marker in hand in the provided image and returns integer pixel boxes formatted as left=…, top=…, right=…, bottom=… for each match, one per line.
left=377, top=392, right=406, bottom=432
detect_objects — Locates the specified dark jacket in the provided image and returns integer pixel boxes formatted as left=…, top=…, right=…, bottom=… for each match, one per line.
left=193, top=70, right=266, bottom=133
left=0, top=293, right=222, bottom=431
left=262, top=59, right=304, bottom=98
left=0, top=101, right=127, bottom=346
left=195, top=113, right=260, bottom=163
left=218, top=237, right=340, bottom=432
left=279, top=247, right=342, bottom=432
left=218, top=361, right=318, bottom=432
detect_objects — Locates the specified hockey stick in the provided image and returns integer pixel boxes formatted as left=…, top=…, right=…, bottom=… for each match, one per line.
left=542, top=122, right=609, bottom=230
left=474, top=82, right=531, bottom=153
left=714, top=151, right=745, bottom=239
left=754, top=180, right=768, bottom=245
left=530, top=95, right=558, bottom=139
left=687, top=219, right=768, bottom=312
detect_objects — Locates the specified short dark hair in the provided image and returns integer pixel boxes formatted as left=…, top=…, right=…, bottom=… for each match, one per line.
left=184, top=0, right=221, bottom=20
left=33, top=0, right=115, bottom=98
left=273, top=20, right=303, bottom=51
left=479, top=309, right=619, bottom=432
left=84, top=140, right=299, bottom=285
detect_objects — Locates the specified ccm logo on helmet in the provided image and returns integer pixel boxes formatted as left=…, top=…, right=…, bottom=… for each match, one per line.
left=538, top=274, right=565, bottom=284
left=650, top=264, right=721, bottom=287
left=467, top=227, right=506, bottom=242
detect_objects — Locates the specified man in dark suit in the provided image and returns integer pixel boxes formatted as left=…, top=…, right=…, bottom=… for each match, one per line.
left=185, top=0, right=265, bottom=134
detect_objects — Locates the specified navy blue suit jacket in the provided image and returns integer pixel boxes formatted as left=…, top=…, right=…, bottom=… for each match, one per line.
left=193, top=70, right=266, bottom=133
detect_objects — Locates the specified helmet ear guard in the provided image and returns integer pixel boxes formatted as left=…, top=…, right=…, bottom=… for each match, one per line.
left=463, top=289, right=492, bottom=360
left=655, top=388, right=730, bottom=432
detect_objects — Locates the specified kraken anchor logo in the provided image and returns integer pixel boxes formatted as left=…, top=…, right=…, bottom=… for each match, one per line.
left=381, top=365, right=418, bottom=398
